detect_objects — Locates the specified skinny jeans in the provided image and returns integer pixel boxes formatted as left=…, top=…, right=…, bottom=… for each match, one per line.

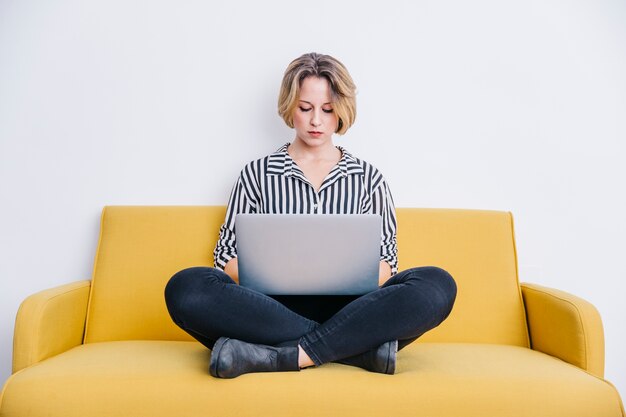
left=165, top=266, right=456, bottom=366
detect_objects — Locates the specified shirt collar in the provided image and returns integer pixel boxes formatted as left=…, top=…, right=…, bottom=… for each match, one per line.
left=267, top=142, right=364, bottom=177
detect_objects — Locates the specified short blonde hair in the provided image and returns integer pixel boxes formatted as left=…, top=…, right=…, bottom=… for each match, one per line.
left=278, top=53, right=356, bottom=135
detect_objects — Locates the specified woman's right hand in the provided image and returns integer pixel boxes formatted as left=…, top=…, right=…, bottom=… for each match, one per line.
left=224, top=258, right=239, bottom=284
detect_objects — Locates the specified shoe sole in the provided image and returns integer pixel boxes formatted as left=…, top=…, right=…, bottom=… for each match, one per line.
left=209, top=337, right=230, bottom=378
left=385, top=340, right=398, bottom=375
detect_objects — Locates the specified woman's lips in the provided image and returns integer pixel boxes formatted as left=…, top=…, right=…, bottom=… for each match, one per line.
left=308, top=131, right=323, bottom=137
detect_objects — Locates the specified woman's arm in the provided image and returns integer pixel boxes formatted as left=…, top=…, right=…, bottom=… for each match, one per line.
left=379, top=261, right=392, bottom=286
left=371, top=178, right=399, bottom=276
left=224, top=258, right=239, bottom=284
left=214, top=166, right=259, bottom=273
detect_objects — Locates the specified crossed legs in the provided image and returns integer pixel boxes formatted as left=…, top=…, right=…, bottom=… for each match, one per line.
left=164, top=265, right=456, bottom=374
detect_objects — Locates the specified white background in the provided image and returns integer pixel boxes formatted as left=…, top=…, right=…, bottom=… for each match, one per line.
left=1, top=0, right=624, bottom=398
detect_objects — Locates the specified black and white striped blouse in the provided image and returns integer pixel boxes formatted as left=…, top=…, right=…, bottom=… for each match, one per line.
left=214, top=143, right=398, bottom=274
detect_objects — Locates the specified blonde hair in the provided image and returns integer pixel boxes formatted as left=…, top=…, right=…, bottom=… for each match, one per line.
left=278, top=53, right=356, bottom=135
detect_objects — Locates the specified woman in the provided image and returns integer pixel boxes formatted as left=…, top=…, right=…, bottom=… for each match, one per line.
left=165, top=52, right=456, bottom=379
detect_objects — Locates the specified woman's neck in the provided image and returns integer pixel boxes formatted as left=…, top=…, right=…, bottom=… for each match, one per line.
left=288, top=137, right=341, bottom=162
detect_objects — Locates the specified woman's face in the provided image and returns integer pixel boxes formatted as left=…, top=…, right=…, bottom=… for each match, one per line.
left=292, top=76, right=338, bottom=147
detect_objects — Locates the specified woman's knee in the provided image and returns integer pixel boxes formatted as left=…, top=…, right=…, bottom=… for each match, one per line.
left=407, top=266, right=457, bottom=318
left=434, top=267, right=457, bottom=317
left=164, top=266, right=229, bottom=318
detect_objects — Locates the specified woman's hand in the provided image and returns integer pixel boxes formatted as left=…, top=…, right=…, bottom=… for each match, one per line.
left=378, top=261, right=392, bottom=287
left=224, top=258, right=239, bottom=284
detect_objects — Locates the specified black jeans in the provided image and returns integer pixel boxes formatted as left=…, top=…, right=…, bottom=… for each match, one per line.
left=164, top=266, right=456, bottom=366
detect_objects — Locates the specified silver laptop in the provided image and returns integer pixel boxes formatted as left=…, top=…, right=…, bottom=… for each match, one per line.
left=235, top=214, right=381, bottom=295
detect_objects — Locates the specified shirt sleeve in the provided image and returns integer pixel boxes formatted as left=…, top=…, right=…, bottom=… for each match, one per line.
left=213, top=172, right=257, bottom=270
left=371, top=178, right=399, bottom=275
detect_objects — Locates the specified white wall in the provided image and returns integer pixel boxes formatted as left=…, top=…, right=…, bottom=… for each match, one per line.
left=1, top=0, right=624, bottom=398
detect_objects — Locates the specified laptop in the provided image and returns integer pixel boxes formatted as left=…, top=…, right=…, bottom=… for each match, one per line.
left=235, top=214, right=381, bottom=295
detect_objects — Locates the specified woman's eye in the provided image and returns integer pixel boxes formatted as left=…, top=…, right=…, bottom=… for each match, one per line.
left=323, top=108, right=334, bottom=113
left=299, top=107, right=312, bottom=112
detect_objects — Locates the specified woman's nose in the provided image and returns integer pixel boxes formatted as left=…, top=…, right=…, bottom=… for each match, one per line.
left=310, top=111, right=321, bottom=127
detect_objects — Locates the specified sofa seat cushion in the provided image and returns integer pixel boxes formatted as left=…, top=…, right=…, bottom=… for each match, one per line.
left=1, top=341, right=622, bottom=417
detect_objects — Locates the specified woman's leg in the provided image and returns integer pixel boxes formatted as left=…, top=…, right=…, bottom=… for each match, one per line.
left=298, top=266, right=457, bottom=365
left=164, top=266, right=318, bottom=350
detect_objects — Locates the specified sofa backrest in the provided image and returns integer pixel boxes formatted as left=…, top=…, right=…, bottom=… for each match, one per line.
left=396, top=209, right=528, bottom=346
left=84, top=206, right=529, bottom=347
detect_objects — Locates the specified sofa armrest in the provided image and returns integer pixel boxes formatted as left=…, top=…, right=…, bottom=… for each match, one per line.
left=13, top=280, right=91, bottom=373
left=521, top=282, right=605, bottom=377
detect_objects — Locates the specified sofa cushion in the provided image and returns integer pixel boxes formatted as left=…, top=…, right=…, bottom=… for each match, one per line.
left=1, top=341, right=622, bottom=417
left=84, top=207, right=529, bottom=347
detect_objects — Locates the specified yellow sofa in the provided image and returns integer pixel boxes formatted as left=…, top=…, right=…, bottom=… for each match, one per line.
left=1, top=206, right=623, bottom=417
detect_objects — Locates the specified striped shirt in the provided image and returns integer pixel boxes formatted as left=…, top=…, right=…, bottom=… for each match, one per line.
left=214, top=143, right=398, bottom=274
